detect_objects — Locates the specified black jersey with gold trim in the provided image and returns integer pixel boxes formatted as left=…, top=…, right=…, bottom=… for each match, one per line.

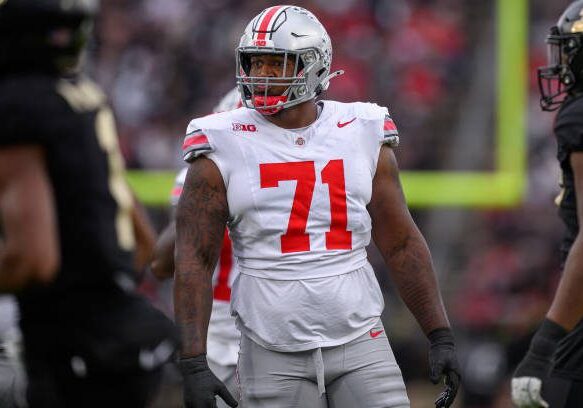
left=0, top=74, right=135, bottom=308
left=552, top=93, right=583, bottom=380
left=555, top=94, right=583, bottom=262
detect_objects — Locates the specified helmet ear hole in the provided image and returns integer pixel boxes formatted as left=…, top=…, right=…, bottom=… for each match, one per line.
left=564, top=37, right=581, bottom=54
left=313, top=69, right=327, bottom=96
left=563, top=71, right=575, bottom=85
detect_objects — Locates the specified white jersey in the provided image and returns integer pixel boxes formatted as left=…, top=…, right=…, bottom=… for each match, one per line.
left=182, top=100, right=399, bottom=351
left=171, top=168, right=240, bottom=366
left=0, top=295, right=19, bottom=343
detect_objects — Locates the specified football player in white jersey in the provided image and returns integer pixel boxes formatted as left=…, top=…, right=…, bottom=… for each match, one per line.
left=174, top=5, right=460, bottom=408
left=151, top=88, right=241, bottom=408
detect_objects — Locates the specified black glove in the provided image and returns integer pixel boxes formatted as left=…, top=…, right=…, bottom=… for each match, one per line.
left=513, top=318, right=567, bottom=379
left=428, top=327, right=461, bottom=408
left=511, top=319, right=568, bottom=407
left=178, top=354, right=238, bottom=408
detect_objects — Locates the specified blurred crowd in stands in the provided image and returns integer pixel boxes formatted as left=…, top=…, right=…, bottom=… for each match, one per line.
left=90, top=0, right=472, bottom=170
left=84, top=0, right=570, bottom=406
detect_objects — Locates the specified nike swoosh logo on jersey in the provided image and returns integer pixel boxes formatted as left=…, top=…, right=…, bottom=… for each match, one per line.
left=369, top=329, right=384, bottom=338
left=337, top=117, right=356, bottom=128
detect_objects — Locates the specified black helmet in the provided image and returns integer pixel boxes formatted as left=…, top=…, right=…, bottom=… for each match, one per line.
left=538, top=0, right=583, bottom=111
left=0, top=0, right=99, bottom=76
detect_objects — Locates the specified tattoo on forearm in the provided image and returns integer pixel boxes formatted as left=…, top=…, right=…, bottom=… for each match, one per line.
left=383, top=233, right=449, bottom=333
left=174, top=160, right=228, bottom=356
left=370, top=147, right=449, bottom=334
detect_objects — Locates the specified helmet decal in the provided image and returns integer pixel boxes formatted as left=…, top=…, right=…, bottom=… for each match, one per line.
left=252, top=6, right=287, bottom=43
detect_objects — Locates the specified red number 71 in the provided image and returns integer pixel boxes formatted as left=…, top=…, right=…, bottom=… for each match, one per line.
left=259, top=160, right=352, bottom=253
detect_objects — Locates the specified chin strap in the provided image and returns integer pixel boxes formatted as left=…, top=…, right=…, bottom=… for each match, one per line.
left=320, top=69, right=345, bottom=91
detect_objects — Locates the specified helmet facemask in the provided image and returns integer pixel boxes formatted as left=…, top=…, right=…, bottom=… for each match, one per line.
left=236, top=47, right=326, bottom=115
left=538, top=26, right=583, bottom=111
left=0, top=0, right=98, bottom=75
left=0, top=9, right=93, bottom=76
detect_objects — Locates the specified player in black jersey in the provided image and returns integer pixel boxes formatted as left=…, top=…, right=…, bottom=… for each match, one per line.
left=0, top=1, right=179, bottom=406
left=512, top=2, right=583, bottom=407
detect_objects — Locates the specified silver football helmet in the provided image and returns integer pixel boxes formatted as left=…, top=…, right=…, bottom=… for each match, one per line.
left=236, top=5, right=343, bottom=115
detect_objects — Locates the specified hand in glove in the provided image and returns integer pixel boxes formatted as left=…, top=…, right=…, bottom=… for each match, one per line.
left=511, top=319, right=567, bottom=408
left=178, top=354, right=238, bottom=408
left=428, top=328, right=461, bottom=408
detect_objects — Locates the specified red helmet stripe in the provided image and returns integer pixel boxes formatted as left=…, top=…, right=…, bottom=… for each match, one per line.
left=255, top=6, right=284, bottom=41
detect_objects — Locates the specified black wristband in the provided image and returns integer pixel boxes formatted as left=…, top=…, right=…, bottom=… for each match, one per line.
left=428, top=327, right=455, bottom=346
left=178, top=354, right=209, bottom=376
left=530, top=318, right=568, bottom=359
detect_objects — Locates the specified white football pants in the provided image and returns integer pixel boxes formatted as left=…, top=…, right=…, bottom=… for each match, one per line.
left=236, top=320, right=410, bottom=408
